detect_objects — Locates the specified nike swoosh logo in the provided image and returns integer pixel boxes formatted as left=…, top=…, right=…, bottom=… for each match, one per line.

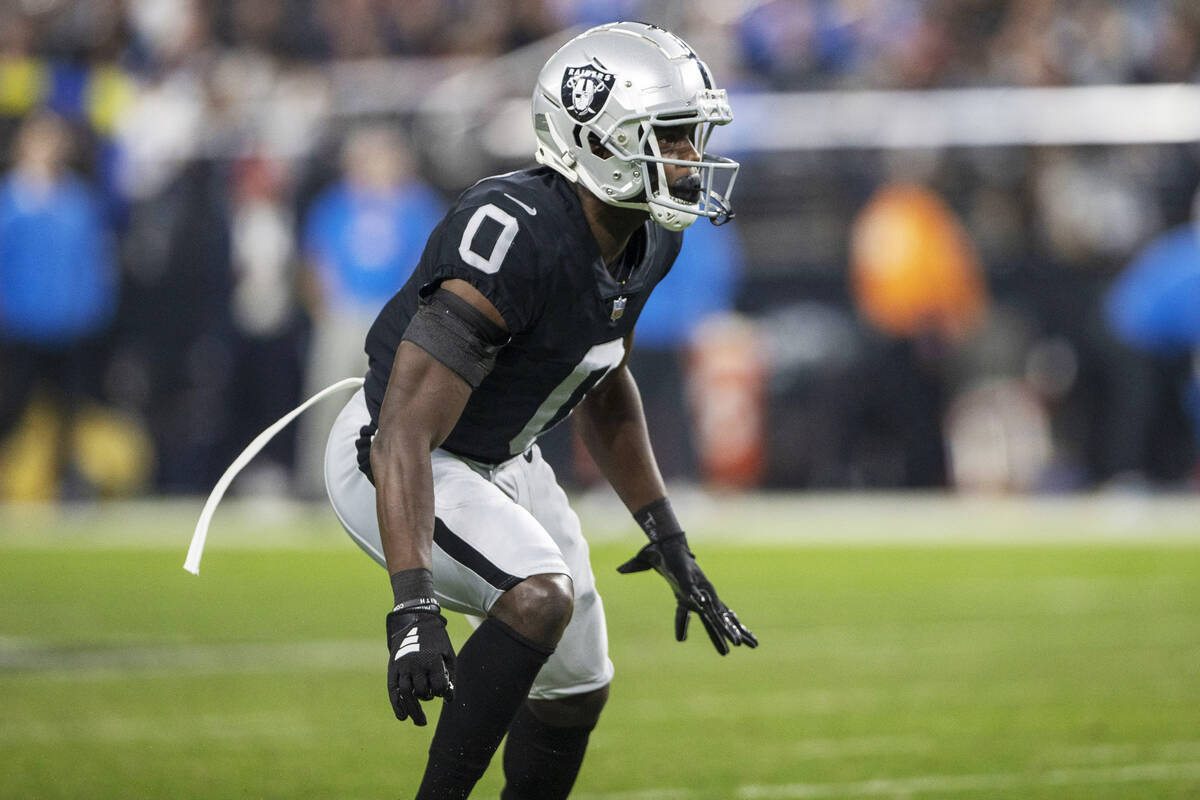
left=503, top=193, right=537, bottom=216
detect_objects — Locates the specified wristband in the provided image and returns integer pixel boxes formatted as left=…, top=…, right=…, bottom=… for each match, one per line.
left=391, top=599, right=440, bottom=615
left=390, top=567, right=436, bottom=609
left=633, top=497, right=684, bottom=542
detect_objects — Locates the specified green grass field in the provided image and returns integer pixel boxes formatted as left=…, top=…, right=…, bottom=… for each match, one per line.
left=2, top=496, right=1199, bottom=799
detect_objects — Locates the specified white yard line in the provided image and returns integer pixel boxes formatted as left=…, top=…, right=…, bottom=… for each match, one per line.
left=1051, top=740, right=1200, bottom=764
left=737, top=762, right=1200, bottom=798
left=574, top=762, right=1200, bottom=800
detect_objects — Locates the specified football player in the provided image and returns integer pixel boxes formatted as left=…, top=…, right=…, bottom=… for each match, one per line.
left=324, top=22, right=756, bottom=799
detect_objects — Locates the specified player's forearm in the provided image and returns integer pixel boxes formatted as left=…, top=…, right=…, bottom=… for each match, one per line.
left=577, top=365, right=668, bottom=512
left=371, top=342, right=475, bottom=576
left=371, top=431, right=437, bottom=573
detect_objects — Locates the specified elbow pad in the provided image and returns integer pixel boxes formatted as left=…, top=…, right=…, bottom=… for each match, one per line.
left=401, top=287, right=509, bottom=388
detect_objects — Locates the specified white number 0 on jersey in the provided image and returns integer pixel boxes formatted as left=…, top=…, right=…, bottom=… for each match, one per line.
left=458, top=203, right=519, bottom=274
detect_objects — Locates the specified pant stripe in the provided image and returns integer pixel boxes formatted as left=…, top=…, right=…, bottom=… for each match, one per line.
left=434, top=518, right=523, bottom=591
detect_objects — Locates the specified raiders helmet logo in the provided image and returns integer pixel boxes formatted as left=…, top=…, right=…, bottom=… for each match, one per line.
left=561, top=65, right=616, bottom=122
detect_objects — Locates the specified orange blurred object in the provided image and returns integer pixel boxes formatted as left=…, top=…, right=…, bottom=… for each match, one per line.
left=850, top=183, right=987, bottom=340
left=688, top=313, right=767, bottom=489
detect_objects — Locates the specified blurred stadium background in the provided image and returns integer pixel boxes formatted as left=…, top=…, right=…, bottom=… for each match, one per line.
left=2, top=0, right=1199, bottom=798
left=1, top=0, right=1199, bottom=497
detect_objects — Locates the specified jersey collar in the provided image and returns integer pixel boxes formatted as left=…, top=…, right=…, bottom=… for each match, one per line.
left=551, top=169, right=660, bottom=301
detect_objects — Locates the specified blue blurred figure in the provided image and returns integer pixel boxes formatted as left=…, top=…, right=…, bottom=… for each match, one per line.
left=1104, top=203, right=1200, bottom=484
left=0, top=112, right=118, bottom=494
left=294, top=125, right=444, bottom=496
left=1107, top=225, right=1200, bottom=352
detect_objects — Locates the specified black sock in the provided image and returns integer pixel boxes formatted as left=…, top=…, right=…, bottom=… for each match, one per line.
left=500, top=703, right=596, bottom=800
left=414, top=617, right=553, bottom=800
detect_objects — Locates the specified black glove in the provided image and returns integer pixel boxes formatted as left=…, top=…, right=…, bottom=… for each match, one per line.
left=386, top=599, right=456, bottom=725
left=617, top=532, right=758, bottom=655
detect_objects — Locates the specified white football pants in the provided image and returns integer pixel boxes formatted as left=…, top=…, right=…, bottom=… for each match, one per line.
left=324, top=389, right=614, bottom=699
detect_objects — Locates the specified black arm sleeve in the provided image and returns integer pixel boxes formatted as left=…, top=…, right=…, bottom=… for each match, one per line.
left=401, top=287, right=510, bottom=389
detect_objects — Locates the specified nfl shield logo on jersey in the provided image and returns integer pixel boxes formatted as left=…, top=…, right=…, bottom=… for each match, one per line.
left=610, top=296, right=627, bottom=321
left=562, top=65, right=616, bottom=122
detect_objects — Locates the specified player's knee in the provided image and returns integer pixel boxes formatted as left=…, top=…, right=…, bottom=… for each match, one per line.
left=527, top=683, right=609, bottom=729
left=491, top=573, right=574, bottom=649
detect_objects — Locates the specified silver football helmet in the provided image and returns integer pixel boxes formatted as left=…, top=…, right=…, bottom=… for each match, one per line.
left=532, top=22, right=738, bottom=231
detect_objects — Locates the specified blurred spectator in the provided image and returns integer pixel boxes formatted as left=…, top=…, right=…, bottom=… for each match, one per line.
left=0, top=11, right=43, bottom=125
left=851, top=183, right=987, bottom=343
left=119, top=155, right=234, bottom=494
left=1101, top=201, right=1200, bottom=485
left=848, top=182, right=988, bottom=487
left=1106, top=217, right=1200, bottom=355
left=294, top=125, right=443, bottom=496
left=225, top=154, right=305, bottom=494
left=0, top=112, right=117, bottom=496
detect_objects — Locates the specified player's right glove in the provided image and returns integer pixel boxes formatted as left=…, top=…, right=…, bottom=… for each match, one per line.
left=386, top=590, right=455, bottom=726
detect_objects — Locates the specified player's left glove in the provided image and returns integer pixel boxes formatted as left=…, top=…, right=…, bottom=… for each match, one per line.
left=618, top=500, right=757, bottom=656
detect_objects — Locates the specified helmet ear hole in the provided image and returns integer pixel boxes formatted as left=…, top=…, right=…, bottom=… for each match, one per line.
left=585, top=131, right=611, bottom=159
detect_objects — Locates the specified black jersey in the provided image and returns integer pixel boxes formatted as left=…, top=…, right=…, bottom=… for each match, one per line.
left=360, top=166, right=683, bottom=467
